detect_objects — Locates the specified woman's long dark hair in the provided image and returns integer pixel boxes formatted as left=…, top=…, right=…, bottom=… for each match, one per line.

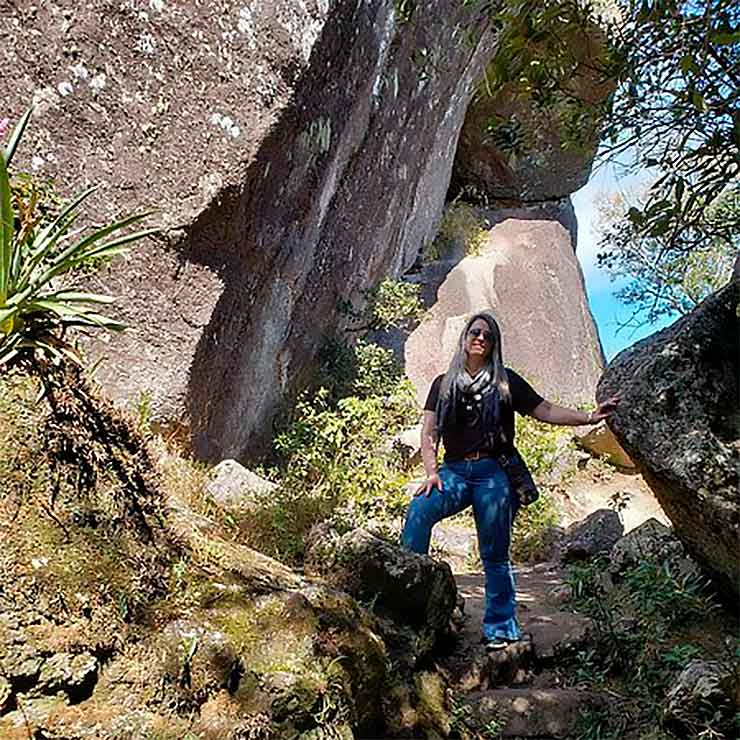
left=436, top=312, right=510, bottom=438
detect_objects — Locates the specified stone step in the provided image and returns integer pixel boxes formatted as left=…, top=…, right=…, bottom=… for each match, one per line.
left=459, top=688, right=613, bottom=739
left=521, top=610, right=593, bottom=663
left=450, top=608, right=593, bottom=691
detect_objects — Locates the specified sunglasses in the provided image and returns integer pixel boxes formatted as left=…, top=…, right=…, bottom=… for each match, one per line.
left=467, top=326, right=493, bottom=342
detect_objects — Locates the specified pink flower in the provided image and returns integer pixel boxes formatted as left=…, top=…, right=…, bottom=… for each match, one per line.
left=0, top=118, right=9, bottom=140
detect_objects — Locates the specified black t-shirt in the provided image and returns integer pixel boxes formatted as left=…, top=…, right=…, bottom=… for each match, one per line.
left=423, top=368, right=544, bottom=461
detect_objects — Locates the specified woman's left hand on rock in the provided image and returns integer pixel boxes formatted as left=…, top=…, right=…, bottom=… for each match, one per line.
left=591, top=395, right=620, bottom=423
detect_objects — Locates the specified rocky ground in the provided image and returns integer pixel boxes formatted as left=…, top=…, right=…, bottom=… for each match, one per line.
left=414, top=469, right=667, bottom=739
left=1, top=371, right=735, bottom=739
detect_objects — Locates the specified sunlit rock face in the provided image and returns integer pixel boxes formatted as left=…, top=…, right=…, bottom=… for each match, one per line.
left=1, top=0, right=502, bottom=460
left=598, top=275, right=740, bottom=603
left=404, top=200, right=604, bottom=409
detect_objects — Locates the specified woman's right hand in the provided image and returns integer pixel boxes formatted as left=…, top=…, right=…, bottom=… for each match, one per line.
left=416, top=473, right=443, bottom=497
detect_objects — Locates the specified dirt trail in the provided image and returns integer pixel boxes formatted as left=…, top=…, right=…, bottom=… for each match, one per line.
left=428, top=469, right=668, bottom=737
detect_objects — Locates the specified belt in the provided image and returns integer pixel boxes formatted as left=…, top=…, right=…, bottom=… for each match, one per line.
left=462, top=450, right=494, bottom=461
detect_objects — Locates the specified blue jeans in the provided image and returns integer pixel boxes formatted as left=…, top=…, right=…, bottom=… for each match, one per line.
left=400, top=458, right=521, bottom=642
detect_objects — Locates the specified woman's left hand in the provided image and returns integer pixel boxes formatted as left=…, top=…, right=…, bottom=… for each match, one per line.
left=590, top=395, right=620, bottom=423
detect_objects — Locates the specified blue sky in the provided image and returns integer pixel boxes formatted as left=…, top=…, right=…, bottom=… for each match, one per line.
left=571, top=160, right=677, bottom=361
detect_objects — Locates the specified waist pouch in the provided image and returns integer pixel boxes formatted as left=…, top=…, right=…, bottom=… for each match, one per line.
left=496, top=447, right=540, bottom=507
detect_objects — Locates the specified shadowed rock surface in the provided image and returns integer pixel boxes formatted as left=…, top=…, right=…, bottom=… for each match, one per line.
left=609, top=518, right=701, bottom=581
left=598, top=276, right=740, bottom=602
left=305, top=526, right=458, bottom=667
left=451, top=10, right=615, bottom=204
left=1, top=0, right=502, bottom=460
left=462, top=688, right=612, bottom=738
left=560, top=508, right=624, bottom=562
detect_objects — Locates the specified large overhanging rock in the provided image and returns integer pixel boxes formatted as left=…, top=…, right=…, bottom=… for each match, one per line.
left=597, top=276, right=739, bottom=602
left=1, top=1, right=499, bottom=460
left=404, top=200, right=604, bottom=408
left=451, top=6, right=617, bottom=203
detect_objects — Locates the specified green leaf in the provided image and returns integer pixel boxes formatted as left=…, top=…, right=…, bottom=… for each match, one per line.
left=690, top=90, right=707, bottom=112
left=3, top=108, right=33, bottom=167
left=0, top=304, right=17, bottom=324
left=679, top=54, right=696, bottom=75
left=710, top=30, right=740, bottom=46
left=41, top=211, right=153, bottom=276
left=0, top=150, right=12, bottom=302
left=41, top=290, right=116, bottom=305
left=36, top=224, right=157, bottom=288
left=674, top=179, right=685, bottom=202
left=14, top=194, right=96, bottom=291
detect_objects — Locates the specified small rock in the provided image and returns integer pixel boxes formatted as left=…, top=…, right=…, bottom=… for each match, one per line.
left=35, top=652, right=98, bottom=699
left=560, top=509, right=623, bottom=562
left=158, top=619, right=239, bottom=693
left=205, top=459, right=277, bottom=510
left=485, top=637, right=534, bottom=687
left=305, top=527, right=457, bottom=664
left=610, top=518, right=701, bottom=580
left=463, top=688, right=612, bottom=738
left=3, top=651, right=43, bottom=685
left=575, top=424, right=635, bottom=469
left=664, top=660, right=739, bottom=735
left=1, top=694, right=67, bottom=729
left=548, top=583, right=573, bottom=606
left=525, top=612, right=593, bottom=661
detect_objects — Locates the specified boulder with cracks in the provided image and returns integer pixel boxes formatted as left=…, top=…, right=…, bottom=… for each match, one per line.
left=0, top=0, right=502, bottom=461
left=598, top=276, right=739, bottom=602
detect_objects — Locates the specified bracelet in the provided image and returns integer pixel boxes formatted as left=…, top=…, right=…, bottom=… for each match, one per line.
left=587, top=410, right=594, bottom=424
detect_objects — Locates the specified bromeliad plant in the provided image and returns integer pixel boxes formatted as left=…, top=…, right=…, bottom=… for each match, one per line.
left=0, top=109, right=157, bottom=367
left=0, top=109, right=165, bottom=544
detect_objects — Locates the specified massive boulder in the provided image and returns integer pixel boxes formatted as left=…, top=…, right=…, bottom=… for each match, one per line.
left=0, top=0, right=501, bottom=460
left=597, top=276, right=739, bottom=602
left=404, top=200, right=604, bottom=407
left=451, top=5, right=617, bottom=203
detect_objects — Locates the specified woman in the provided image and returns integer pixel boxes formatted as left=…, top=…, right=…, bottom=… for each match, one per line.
left=401, top=311, right=618, bottom=650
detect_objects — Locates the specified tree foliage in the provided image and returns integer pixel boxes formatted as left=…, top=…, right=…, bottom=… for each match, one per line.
left=600, top=0, right=739, bottom=252
left=596, top=186, right=738, bottom=323
left=475, top=0, right=739, bottom=322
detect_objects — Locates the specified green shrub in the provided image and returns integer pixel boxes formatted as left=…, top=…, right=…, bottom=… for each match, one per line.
left=511, top=495, right=559, bottom=562
left=338, top=278, right=424, bottom=334
left=239, top=343, right=419, bottom=563
left=424, top=202, right=488, bottom=261
left=368, top=278, right=424, bottom=330
left=514, top=411, right=565, bottom=479
left=563, top=554, right=721, bottom=734
left=0, top=109, right=156, bottom=367
left=353, top=341, right=405, bottom=398
left=510, top=413, right=568, bottom=561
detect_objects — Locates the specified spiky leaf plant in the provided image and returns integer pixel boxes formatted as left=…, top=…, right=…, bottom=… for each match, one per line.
left=0, top=109, right=157, bottom=367
left=0, top=109, right=166, bottom=545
